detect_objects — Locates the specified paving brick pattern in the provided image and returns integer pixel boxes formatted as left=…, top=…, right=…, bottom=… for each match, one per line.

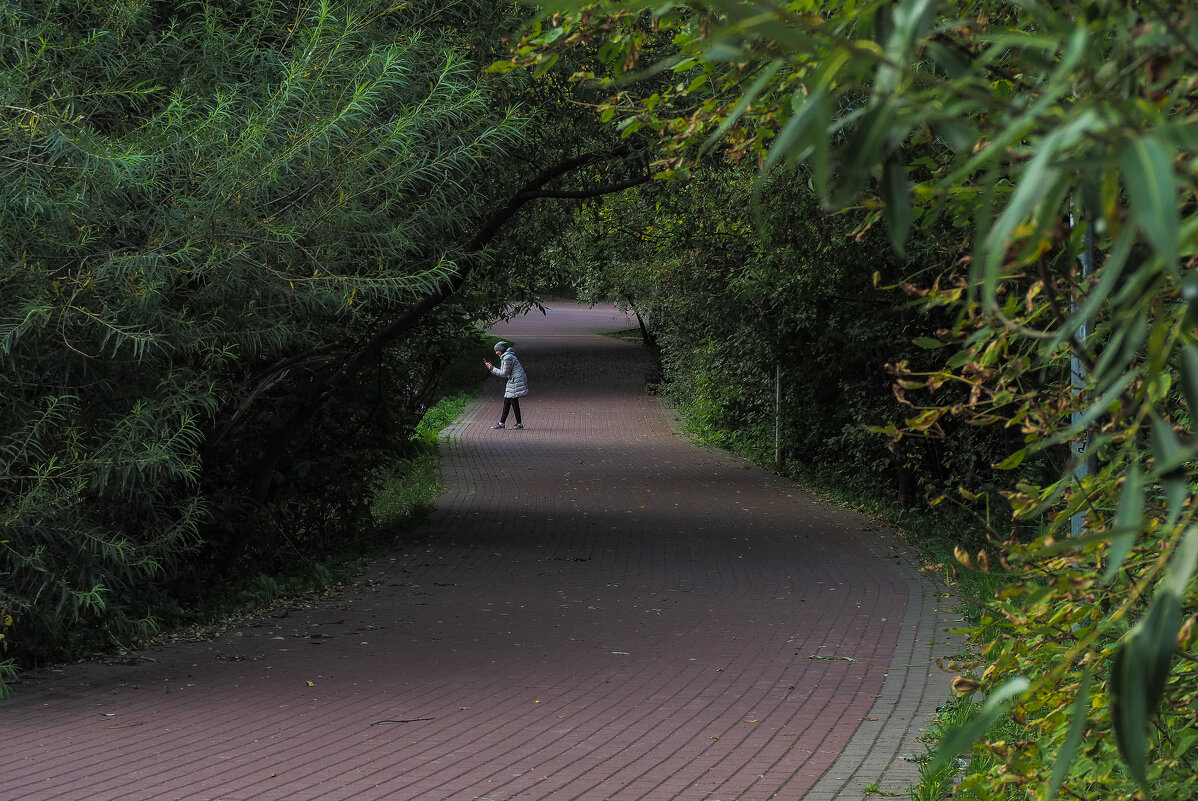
left=4, top=303, right=963, bottom=801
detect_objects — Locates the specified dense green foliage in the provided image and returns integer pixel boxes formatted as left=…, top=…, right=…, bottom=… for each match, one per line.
left=564, top=165, right=1008, bottom=512
left=511, top=0, right=1198, bottom=798
left=0, top=0, right=607, bottom=670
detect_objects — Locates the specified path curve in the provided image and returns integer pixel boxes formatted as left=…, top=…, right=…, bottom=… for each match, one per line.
left=4, top=303, right=962, bottom=801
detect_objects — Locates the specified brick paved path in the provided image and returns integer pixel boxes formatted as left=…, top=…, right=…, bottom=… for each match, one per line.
left=4, top=303, right=962, bottom=801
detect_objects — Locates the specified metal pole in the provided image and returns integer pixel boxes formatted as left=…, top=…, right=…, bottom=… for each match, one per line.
left=1070, top=212, right=1095, bottom=537
left=775, top=362, right=782, bottom=468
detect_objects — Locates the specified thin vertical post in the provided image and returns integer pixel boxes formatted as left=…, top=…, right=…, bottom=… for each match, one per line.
left=775, top=362, right=782, bottom=468
left=1071, top=213, right=1095, bottom=537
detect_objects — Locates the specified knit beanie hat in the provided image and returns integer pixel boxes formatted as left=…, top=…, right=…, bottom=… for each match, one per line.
left=494, top=341, right=509, bottom=351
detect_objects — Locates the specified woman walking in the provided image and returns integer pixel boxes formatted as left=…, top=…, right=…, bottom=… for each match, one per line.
left=484, top=340, right=528, bottom=429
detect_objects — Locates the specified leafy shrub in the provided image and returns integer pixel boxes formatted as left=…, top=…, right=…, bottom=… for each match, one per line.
left=0, top=0, right=523, bottom=667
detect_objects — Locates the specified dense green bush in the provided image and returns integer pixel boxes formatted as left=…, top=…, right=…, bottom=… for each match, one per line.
left=0, top=0, right=525, bottom=665
left=567, top=166, right=1011, bottom=521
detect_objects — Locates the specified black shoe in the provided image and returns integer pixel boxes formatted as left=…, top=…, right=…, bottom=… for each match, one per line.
left=512, top=423, right=524, bottom=429
left=491, top=422, right=504, bottom=429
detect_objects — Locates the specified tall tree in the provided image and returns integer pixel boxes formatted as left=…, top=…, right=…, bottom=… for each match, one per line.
left=1, top=0, right=656, bottom=672
left=0, top=0, right=530, bottom=663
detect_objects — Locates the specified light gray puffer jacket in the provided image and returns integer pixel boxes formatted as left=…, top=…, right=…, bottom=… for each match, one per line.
left=491, top=349, right=528, bottom=398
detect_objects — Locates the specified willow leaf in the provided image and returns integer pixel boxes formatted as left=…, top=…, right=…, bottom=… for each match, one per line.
left=1122, top=135, right=1179, bottom=273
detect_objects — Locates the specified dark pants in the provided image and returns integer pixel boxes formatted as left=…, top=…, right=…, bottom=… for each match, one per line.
left=501, top=397, right=522, bottom=424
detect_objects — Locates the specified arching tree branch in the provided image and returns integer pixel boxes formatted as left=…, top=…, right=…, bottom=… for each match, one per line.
left=250, top=148, right=655, bottom=501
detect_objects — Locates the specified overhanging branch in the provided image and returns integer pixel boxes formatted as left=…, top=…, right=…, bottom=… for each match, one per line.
left=249, top=148, right=654, bottom=501
left=516, top=175, right=656, bottom=201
